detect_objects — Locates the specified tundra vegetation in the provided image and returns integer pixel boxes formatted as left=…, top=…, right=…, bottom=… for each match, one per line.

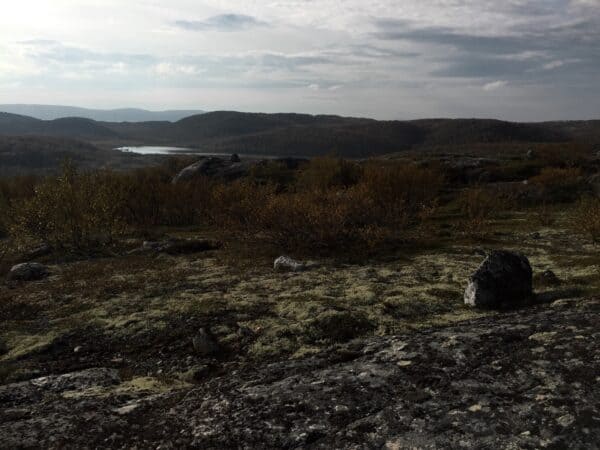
left=0, top=142, right=599, bottom=400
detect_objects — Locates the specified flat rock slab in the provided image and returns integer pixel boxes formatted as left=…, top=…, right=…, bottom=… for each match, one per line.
left=1, top=299, right=598, bottom=449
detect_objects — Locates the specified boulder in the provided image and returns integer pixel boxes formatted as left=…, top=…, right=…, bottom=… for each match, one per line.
left=464, top=250, right=532, bottom=308
left=172, top=156, right=309, bottom=184
left=172, top=157, right=252, bottom=183
left=8, top=263, right=49, bottom=282
left=274, top=256, right=305, bottom=272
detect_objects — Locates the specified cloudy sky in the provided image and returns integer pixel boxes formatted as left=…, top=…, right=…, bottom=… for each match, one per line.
left=0, top=0, right=598, bottom=120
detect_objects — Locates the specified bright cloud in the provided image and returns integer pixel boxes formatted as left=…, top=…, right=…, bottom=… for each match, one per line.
left=0, top=0, right=598, bottom=120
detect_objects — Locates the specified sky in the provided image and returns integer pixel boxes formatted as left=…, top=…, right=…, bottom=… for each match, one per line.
left=0, top=0, right=598, bottom=120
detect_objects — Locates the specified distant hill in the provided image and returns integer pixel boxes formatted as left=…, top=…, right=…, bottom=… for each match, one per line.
left=0, top=113, right=120, bottom=140
left=1, top=110, right=598, bottom=159
left=0, top=105, right=205, bottom=122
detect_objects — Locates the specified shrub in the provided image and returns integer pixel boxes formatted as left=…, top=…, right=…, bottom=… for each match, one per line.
left=118, top=169, right=213, bottom=230
left=458, top=187, right=505, bottom=235
left=535, top=143, right=590, bottom=168
left=209, top=180, right=275, bottom=233
left=571, top=196, right=600, bottom=243
left=10, top=163, right=126, bottom=250
left=361, top=162, right=443, bottom=223
left=254, top=187, right=380, bottom=250
left=529, top=167, right=584, bottom=202
left=296, top=157, right=363, bottom=191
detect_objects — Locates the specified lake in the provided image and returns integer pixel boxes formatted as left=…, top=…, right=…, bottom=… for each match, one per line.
left=115, top=146, right=195, bottom=155
left=115, top=146, right=282, bottom=159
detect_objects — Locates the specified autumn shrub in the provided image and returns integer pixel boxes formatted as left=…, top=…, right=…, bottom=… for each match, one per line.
left=10, top=163, right=126, bottom=250
left=529, top=167, right=584, bottom=202
left=362, top=162, right=443, bottom=223
left=296, top=156, right=363, bottom=191
left=254, top=187, right=381, bottom=250
left=571, top=196, right=600, bottom=243
left=458, top=187, right=505, bottom=235
left=2, top=157, right=444, bottom=253
left=209, top=180, right=276, bottom=233
left=239, top=163, right=443, bottom=251
left=249, top=160, right=300, bottom=188
left=118, top=169, right=213, bottom=230
left=535, top=143, right=590, bottom=168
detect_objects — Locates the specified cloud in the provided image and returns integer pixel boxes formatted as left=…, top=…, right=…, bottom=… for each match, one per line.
left=2, top=1, right=600, bottom=119
left=174, top=14, right=267, bottom=32
left=483, top=80, right=507, bottom=91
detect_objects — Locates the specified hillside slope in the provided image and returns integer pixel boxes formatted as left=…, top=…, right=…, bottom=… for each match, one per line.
left=1, top=111, right=598, bottom=158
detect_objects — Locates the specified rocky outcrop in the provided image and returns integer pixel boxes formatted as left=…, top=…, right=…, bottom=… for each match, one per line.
left=464, top=250, right=533, bottom=308
left=1, top=298, right=597, bottom=449
left=172, top=156, right=309, bottom=184
left=172, top=157, right=254, bottom=183
left=7, top=262, right=49, bottom=282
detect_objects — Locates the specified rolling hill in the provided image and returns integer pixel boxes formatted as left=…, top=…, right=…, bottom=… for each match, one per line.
left=0, top=113, right=120, bottom=140
left=1, top=111, right=598, bottom=159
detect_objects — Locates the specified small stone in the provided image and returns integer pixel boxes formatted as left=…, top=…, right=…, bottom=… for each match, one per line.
left=73, top=346, right=82, bottom=353
left=114, top=402, right=141, bottom=415
left=468, top=404, right=483, bottom=412
left=557, top=414, right=575, bottom=427
left=274, top=256, right=306, bottom=273
left=528, top=332, right=558, bottom=343
left=539, top=270, right=561, bottom=286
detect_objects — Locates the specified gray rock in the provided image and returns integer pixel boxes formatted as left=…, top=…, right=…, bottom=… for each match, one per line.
left=172, top=156, right=308, bottom=184
left=526, top=149, right=536, bottom=160
left=274, top=256, right=306, bottom=272
left=7, top=263, right=49, bottom=282
left=230, top=153, right=241, bottom=163
left=172, top=157, right=251, bottom=183
left=464, top=250, right=533, bottom=308
left=539, top=269, right=561, bottom=286
left=1, top=299, right=599, bottom=449
left=192, top=328, right=219, bottom=356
